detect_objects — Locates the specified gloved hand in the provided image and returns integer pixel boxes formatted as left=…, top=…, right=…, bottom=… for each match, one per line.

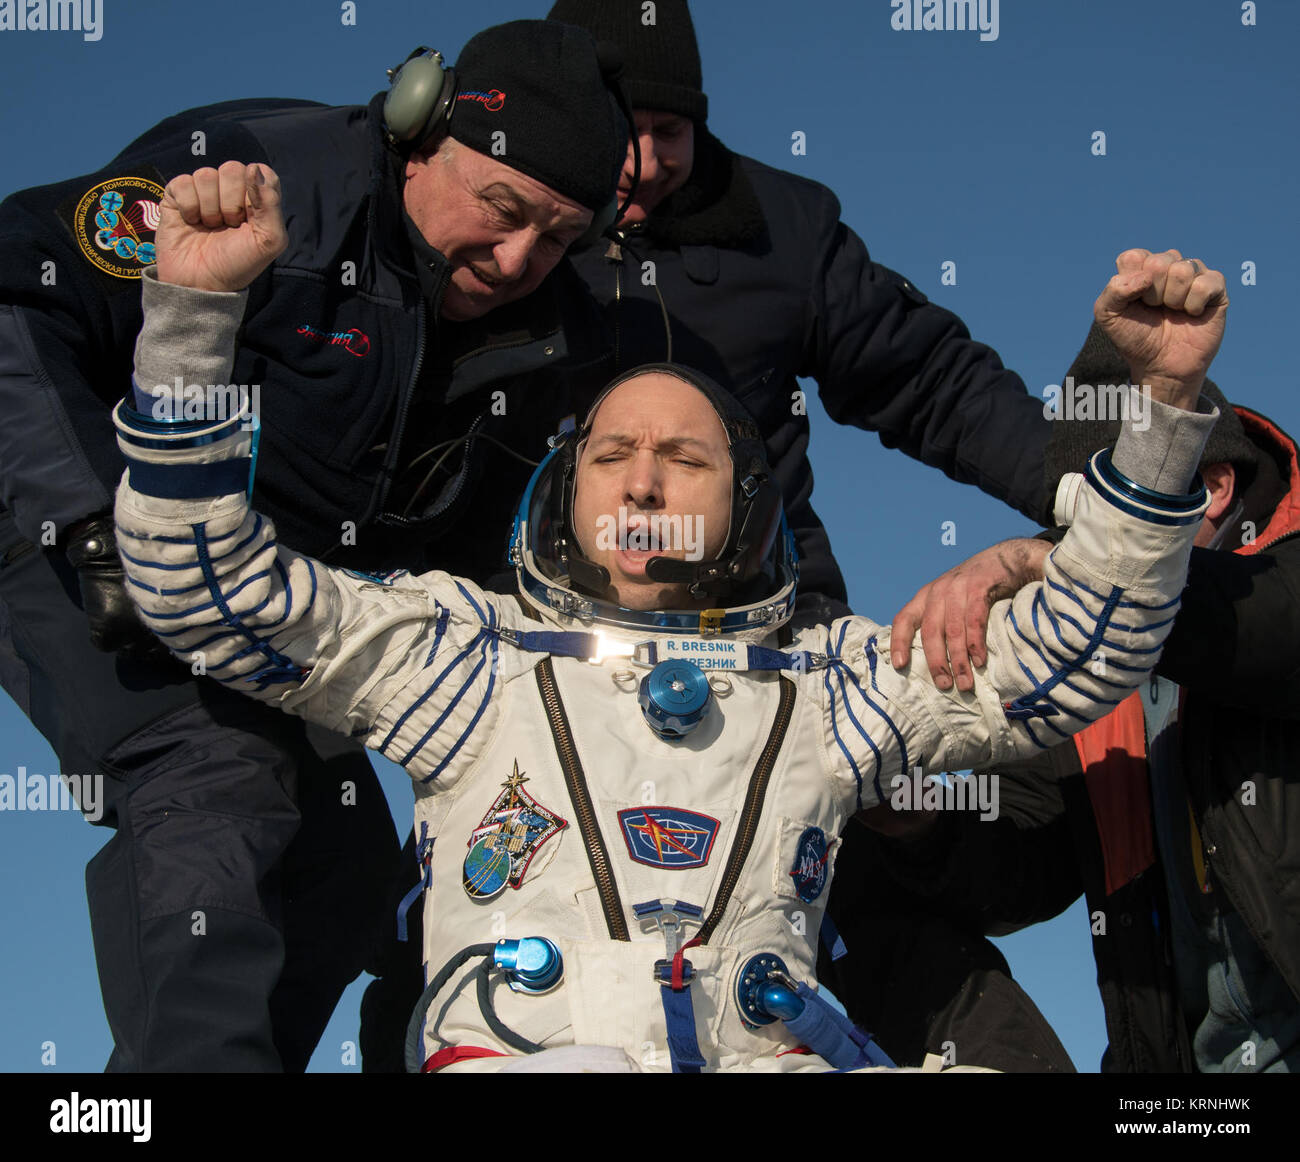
left=65, top=514, right=174, bottom=663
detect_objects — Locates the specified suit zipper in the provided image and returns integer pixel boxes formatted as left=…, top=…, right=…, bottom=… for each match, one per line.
left=536, top=663, right=798, bottom=947
left=696, top=676, right=798, bottom=945
left=536, top=656, right=629, bottom=941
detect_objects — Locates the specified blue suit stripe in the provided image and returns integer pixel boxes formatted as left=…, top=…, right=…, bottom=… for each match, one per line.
left=419, top=633, right=500, bottom=782
left=424, top=607, right=450, bottom=669
left=1003, top=585, right=1124, bottom=719
left=134, top=568, right=277, bottom=622
left=406, top=635, right=493, bottom=771
left=117, top=516, right=265, bottom=572
left=823, top=627, right=866, bottom=808
left=116, top=516, right=257, bottom=550
left=1053, top=564, right=1181, bottom=612
left=454, top=580, right=487, bottom=624
left=383, top=601, right=495, bottom=759
left=833, top=644, right=908, bottom=801
left=379, top=633, right=485, bottom=753
left=830, top=664, right=884, bottom=807
left=825, top=665, right=866, bottom=810
left=261, top=559, right=295, bottom=630
left=1026, top=595, right=1138, bottom=691
left=189, top=523, right=304, bottom=687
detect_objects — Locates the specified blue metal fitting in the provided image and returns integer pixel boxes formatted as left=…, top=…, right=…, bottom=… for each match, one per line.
left=494, top=937, right=563, bottom=994
left=735, top=952, right=800, bottom=1027
left=757, top=979, right=803, bottom=1021
left=638, top=659, right=711, bottom=741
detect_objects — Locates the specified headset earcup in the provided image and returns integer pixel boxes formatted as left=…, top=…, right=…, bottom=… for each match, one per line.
left=384, top=51, right=453, bottom=149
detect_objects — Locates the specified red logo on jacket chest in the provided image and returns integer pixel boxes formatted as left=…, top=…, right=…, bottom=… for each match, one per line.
left=297, top=323, right=371, bottom=357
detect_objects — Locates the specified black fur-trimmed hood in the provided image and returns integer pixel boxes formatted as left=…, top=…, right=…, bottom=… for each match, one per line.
left=639, top=128, right=767, bottom=250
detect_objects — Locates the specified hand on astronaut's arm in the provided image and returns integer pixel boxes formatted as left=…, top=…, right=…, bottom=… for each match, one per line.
left=889, top=537, right=1051, bottom=692
left=890, top=249, right=1227, bottom=693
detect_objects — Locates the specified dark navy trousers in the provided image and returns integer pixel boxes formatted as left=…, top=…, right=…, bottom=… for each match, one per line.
left=0, top=510, right=400, bottom=1071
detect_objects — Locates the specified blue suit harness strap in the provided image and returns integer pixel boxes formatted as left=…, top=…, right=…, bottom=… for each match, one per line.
left=638, top=900, right=707, bottom=1074
left=396, top=821, right=435, bottom=944
left=784, top=982, right=897, bottom=1071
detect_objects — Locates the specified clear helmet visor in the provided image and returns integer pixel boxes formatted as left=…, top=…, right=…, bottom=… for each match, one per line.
left=510, top=435, right=798, bottom=636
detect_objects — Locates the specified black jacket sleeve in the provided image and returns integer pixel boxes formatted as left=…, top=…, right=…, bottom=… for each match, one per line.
left=803, top=203, right=1055, bottom=526
left=0, top=102, right=308, bottom=543
left=1156, top=538, right=1300, bottom=718
left=867, top=747, right=1085, bottom=936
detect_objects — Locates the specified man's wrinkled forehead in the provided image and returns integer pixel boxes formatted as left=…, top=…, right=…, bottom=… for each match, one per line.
left=583, top=372, right=729, bottom=447
left=452, top=142, right=591, bottom=226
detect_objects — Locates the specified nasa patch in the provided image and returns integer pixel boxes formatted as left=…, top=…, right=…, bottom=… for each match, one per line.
left=61, top=172, right=165, bottom=282
left=789, top=826, right=831, bottom=902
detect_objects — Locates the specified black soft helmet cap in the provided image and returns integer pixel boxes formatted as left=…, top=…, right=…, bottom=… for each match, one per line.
left=554, top=363, right=786, bottom=602
left=546, top=0, right=709, bottom=123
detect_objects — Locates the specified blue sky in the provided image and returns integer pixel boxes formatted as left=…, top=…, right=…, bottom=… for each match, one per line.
left=0, top=0, right=1294, bottom=1072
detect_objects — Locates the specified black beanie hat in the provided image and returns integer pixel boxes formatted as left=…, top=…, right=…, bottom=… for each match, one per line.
left=448, top=20, right=626, bottom=212
left=546, top=0, right=708, bottom=123
left=1045, top=321, right=1259, bottom=490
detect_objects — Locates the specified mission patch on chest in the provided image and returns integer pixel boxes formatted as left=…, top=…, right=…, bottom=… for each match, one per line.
left=462, top=761, right=567, bottom=900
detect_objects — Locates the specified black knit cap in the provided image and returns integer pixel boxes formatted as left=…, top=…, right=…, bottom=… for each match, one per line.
left=1045, top=321, right=1259, bottom=489
left=546, top=0, right=708, bottom=123
left=448, top=20, right=626, bottom=211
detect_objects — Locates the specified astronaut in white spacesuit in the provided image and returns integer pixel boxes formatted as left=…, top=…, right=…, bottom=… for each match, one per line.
left=112, top=163, right=1226, bottom=1072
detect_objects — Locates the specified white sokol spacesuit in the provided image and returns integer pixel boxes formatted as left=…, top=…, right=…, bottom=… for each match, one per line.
left=113, top=274, right=1215, bottom=1073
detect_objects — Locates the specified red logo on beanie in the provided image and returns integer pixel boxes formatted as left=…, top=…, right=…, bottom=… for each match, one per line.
left=458, top=89, right=506, bottom=112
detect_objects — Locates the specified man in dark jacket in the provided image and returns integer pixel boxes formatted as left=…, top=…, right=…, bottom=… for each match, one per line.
left=546, top=0, right=1056, bottom=613
left=538, top=0, right=1079, bottom=1072
left=0, top=19, right=625, bottom=1070
left=832, top=325, right=1300, bottom=1071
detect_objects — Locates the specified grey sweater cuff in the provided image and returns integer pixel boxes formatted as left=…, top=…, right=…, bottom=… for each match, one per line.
left=1110, top=389, right=1219, bottom=494
left=132, top=267, right=248, bottom=411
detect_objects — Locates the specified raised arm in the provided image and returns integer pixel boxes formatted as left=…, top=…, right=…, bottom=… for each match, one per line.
left=113, top=164, right=508, bottom=780
left=822, top=251, right=1227, bottom=805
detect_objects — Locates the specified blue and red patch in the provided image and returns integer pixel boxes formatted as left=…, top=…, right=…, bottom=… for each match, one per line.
left=789, top=826, right=831, bottom=902
left=617, top=807, right=720, bottom=870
